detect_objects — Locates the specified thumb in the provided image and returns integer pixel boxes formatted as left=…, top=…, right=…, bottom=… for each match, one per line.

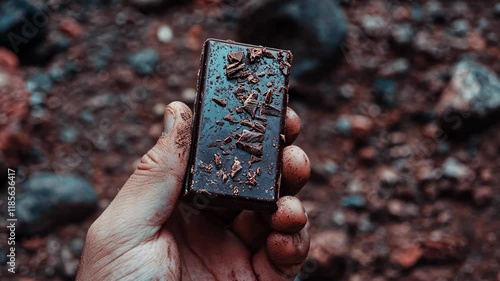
left=93, top=101, right=193, bottom=241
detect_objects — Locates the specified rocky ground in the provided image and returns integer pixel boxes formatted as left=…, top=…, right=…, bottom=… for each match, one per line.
left=1, top=0, right=500, bottom=280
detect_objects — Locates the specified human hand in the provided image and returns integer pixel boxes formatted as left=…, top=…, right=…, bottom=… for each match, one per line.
left=76, top=101, right=311, bottom=281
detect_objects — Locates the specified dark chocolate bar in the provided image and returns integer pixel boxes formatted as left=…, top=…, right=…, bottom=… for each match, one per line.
left=182, top=39, right=292, bottom=210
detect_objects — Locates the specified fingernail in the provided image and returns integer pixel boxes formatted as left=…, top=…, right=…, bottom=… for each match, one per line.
left=162, top=107, right=176, bottom=137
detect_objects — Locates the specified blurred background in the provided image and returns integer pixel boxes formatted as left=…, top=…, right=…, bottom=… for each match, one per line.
left=1, top=0, right=500, bottom=280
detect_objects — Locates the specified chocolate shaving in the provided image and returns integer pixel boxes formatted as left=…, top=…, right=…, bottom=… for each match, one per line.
left=228, top=51, right=244, bottom=64
left=236, top=129, right=264, bottom=156
left=230, top=157, right=242, bottom=178
left=223, top=114, right=239, bottom=124
left=279, top=61, right=292, bottom=76
left=262, top=48, right=276, bottom=59
left=260, top=104, right=281, bottom=116
left=214, top=153, right=222, bottom=170
left=212, top=97, right=227, bottom=107
left=243, top=93, right=259, bottom=118
left=249, top=155, right=262, bottom=166
left=255, top=115, right=268, bottom=122
left=234, top=85, right=247, bottom=103
left=222, top=173, right=229, bottom=182
left=247, top=74, right=259, bottom=84
left=264, top=88, right=274, bottom=104
left=200, top=162, right=213, bottom=173
left=226, top=63, right=244, bottom=78
left=224, top=136, right=232, bottom=144
left=253, top=122, right=266, bottom=133
left=256, top=167, right=262, bottom=176
left=216, top=170, right=223, bottom=177
left=257, top=71, right=266, bottom=77
left=249, top=47, right=263, bottom=62
left=246, top=169, right=257, bottom=186
left=266, top=82, right=273, bottom=87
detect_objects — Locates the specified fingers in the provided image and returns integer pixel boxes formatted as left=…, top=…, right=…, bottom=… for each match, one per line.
left=252, top=228, right=310, bottom=281
left=231, top=196, right=307, bottom=251
left=280, top=145, right=311, bottom=196
left=90, top=102, right=193, bottom=243
left=284, top=107, right=301, bottom=145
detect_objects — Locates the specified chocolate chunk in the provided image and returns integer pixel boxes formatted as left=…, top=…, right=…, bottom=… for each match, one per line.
left=228, top=51, right=244, bottom=63
left=231, top=157, right=242, bottom=178
left=212, top=97, right=227, bottom=107
left=214, top=153, right=222, bottom=170
left=182, top=39, right=292, bottom=210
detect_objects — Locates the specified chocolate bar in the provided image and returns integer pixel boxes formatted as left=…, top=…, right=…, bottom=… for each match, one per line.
left=182, top=39, right=292, bottom=210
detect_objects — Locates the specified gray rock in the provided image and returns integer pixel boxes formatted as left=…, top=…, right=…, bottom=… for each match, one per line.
left=26, top=72, right=53, bottom=94
left=392, top=23, right=414, bottom=45
left=238, top=0, right=347, bottom=81
left=127, top=0, right=181, bottom=10
left=17, top=173, right=97, bottom=235
left=127, top=48, right=159, bottom=76
left=373, top=78, right=398, bottom=108
left=335, top=116, right=352, bottom=135
left=436, top=60, right=500, bottom=121
left=495, top=3, right=500, bottom=17
left=450, top=19, right=469, bottom=37
left=425, top=0, right=445, bottom=22
left=442, top=157, right=471, bottom=179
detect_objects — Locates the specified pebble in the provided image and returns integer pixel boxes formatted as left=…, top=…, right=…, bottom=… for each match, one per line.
left=390, top=244, right=422, bottom=269
left=335, top=116, right=352, bottom=135
left=181, top=88, right=197, bottom=103
left=26, top=73, right=53, bottom=94
left=348, top=115, right=374, bottom=139
left=0, top=47, right=19, bottom=69
left=332, top=211, right=346, bottom=226
left=308, top=230, right=349, bottom=278
left=80, top=111, right=95, bottom=124
left=17, top=173, right=97, bottom=235
left=495, top=3, right=500, bottom=17
left=358, top=146, right=377, bottom=161
left=59, top=17, right=84, bottom=38
left=238, top=0, right=347, bottom=81
left=473, top=186, right=493, bottom=206
left=127, top=48, right=160, bottom=76
left=379, top=58, right=409, bottom=76
left=59, top=127, right=78, bottom=144
left=436, top=60, right=500, bottom=131
left=341, top=195, right=366, bottom=209
left=153, top=102, right=166, bottom=116
left=450, top=19, right=470, bottom=37
left=361, top=15, right=387, bottom=37
left=157, top=25, right=173, bottom=43
left=442, top=157, right=471, bottom=179
left=392, top=23, right=414, bottom=45
left=425, top=0, right=445, bottom=22
left=373, top=78, right=398, bottom=108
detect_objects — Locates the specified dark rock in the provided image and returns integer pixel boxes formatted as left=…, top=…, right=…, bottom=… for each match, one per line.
left=379, top=58, right=409, bottom=76
left=127, top=48, right=159, bottom=76
left=90, top=46, right=112, bottom=71
left=0, top=0, right=48, bottom=53
left=361, top=15, right=387, bottom=37
left=335, top=116, right=352, bottom=136
left=307, top=230, right=348, bottom=280
left=436, top=60, right=500, bottom=135
left=391, top=23, right=414, bottom=45
left=425, top=0, right=445, bottom=23
left=373, top=78, right=398, bottom=108
left=127, top=0, right=183, bottom=11
left=17, top=173, right=97, bottom=235
left=411, top=3, right=424, bottom=22
left=238, top=0, right=347, bottom=81
left=494, top=3, right=500, bottom=18
left=311, top=159, right=338, bottom=182
left=59, top=127, right=78, bottom=144
left=0, top=248, right=7, bottom=264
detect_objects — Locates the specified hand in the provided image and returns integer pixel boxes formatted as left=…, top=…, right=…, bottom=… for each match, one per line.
left=76, top=101, right=311, bottom=281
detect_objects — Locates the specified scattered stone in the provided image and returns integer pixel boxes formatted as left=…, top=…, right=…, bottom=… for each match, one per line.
left=373, top=78, right=398, bottom=108
left=425, top=0, right=445, bottom=23
left=390, top=244, right=423, bottom=269
left=335, top=116, right=352, bottom=135
left=442, top=157, right=472, bottom=180
left=153, top=102, right=166, bottom=116
left=379, top=58, right=409, bottom=76
left=391, top=23, right=415, bottom=45
left=311, top=159, right=338, bottom=182
left=341, top=195, right=366, bottom=209
left=436, top=60, right=500, bottom=135
left=181, top=88, right=196, bottom=103
left=348, top=115, right=374, bottom=140
left=0, top=0, right=48, bottom=53
left=58, top=127, right=78, bottom=144
left=450, top=19, right=470, bottom=37
left=308, top=230, right=349, bottom=280
left=26, top=72, right=53, bottom=94
left=59, top=17, right=83, bottom=38
left=358, top=146, right=377, bottom=162
left=0, top=47, right=19, bottom=69
left=378, top=166, right=400, bottom=186
left=127, top=0, right=176, bottom=10
left=238, top=0, right=347, bottom=81
left=494, top=3, right=500, bottom=18
left=473, top=186, right=493, bottom=206
left=17, top=173, right=97, bottom=235
left=388, top=199, right=419, bottom=218
left=157, top=25, right=173, bottom=43
left=361, top=15, right=387, bottom=37
left=127, top=48, right=159, bottom=76
left=419, top=233, right=467, bottom=262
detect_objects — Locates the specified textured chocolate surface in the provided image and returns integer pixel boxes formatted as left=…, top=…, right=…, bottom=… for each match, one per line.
left=182, top=39, right=292, bottom=210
